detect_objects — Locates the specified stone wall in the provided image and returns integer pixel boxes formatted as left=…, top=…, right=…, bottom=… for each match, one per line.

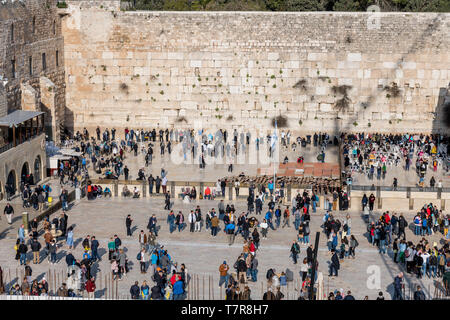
left=0, top=133, right=46, bottom=198
left=0, top=84, right=6, bottom=117
left=0, top=0, right=66, bottom=140
left=62, top=2, right=450, bottom=135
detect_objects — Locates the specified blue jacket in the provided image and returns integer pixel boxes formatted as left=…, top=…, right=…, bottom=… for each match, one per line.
left=173, top=280, right=184, bottom=295
left=265, top=211, right=272, bottom=220
left=332, top=235, right=338, bottom=247
left=225, top=223, right=235, bottom=233
left=151, top=253, right=158, bottom=265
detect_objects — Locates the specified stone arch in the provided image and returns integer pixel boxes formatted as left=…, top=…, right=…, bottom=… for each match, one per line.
left=7, top=170, right=17, bottom=196
left=21, top=162, right=30, bottom=184
left=34, top=155, right=42, bottom=184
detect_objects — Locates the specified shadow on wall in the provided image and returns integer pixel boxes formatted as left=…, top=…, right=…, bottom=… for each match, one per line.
left=432, top=85, right=450, bottom=135
left=64, top=107, right=75, bottom=139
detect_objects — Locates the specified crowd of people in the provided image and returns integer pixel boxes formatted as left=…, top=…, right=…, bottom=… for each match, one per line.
left=342, top=133, right=449, bottom=187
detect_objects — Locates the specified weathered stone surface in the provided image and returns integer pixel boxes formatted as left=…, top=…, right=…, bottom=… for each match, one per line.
left=0, top=0, right=66, bottom=138
left=58, top=2, right=450, bottom=134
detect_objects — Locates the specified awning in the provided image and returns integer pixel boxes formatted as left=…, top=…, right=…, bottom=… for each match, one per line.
left=0, top=110, right=44, bottom=128
left=59, top=148, right=82, bottom=157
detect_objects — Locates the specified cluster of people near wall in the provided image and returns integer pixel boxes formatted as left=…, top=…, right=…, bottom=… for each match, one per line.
left=342, top=133, right=448, bottom=187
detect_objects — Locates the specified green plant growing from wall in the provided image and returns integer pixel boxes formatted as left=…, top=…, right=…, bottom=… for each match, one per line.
left=299, top=120, right=303, bottom=126
left=159, top=90, right=164, bottom=95
left=353, top=121, right=358, bottom=126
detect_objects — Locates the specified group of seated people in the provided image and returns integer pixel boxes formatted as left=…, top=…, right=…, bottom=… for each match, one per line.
left=103, top=169, right=119, bottom=180
left=87, top=184, right=112, bottom=199
left=122, top=185, right=140, bottom=198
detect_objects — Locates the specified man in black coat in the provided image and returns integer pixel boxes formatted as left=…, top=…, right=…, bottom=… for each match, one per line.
left=164, top=192, right=171, bottom=210
left=413, top=285, right=426, bottom=300
left=329, top=249, right=340, bottom=277
left=126, top=215, right=133, bottom=237
left=398, top=215, right=407, bottom=240
left=148, top=174, right=154, bottom=195
left=130, top=281, right=140, bottom=300
left=31, top=239, right=41, bottom=264
left=155, top=176, right=161, bottom=194
left=91, top=236, right=100, bottom=262
left=66, top=251, right=75, bottom=267
left=255, top=196, right=263, bottom=215
left=306, top=244, right=314, bottom=264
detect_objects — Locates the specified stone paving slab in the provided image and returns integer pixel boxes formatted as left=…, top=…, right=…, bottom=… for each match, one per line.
left=0, top=197, right=444, bottom=300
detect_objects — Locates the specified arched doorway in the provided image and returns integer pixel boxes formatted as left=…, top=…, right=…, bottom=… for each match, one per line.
left=21, top=162, right=30, bottom=185
left=6, top=170, right=17, bottom=196
left=34, top=156, right=42, bottom=184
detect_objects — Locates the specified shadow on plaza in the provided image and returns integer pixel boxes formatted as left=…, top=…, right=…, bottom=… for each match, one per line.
left=356, top=211, right=434, bottom=299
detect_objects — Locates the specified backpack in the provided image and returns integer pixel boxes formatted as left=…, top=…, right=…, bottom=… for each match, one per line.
left=196, top=213, right=202, bottom=222
left=137, top=252, right=141, bottom=261
left=439, top=255, right=445, bottom=266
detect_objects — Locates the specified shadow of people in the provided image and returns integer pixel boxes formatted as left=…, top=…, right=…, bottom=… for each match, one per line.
left=386, top=282, right=395, bottom=300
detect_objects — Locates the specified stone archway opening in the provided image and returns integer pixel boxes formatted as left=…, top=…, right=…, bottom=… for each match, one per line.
left=6, top=170, right=17, bottom=197
left=34, top=155, right=42, bottom=184
left=21, top=162, right=30, bottom=185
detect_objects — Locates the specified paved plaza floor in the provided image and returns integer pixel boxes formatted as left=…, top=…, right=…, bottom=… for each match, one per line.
left=0, top=196, right=445, bottom=300
left=86, top=140, right=340, bottom=183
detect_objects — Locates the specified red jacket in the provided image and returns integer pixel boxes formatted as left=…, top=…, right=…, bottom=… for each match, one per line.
left=85, top=280, right=96, bottom=292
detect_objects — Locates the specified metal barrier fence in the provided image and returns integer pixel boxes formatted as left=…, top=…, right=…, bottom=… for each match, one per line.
left=0, top=267, right=312, bottom=300
left=351, top=185, right=450, bottom=193
left=1, top=265, right=448, bottom=300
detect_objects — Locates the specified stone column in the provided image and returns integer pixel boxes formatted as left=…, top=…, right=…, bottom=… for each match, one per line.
left=171, top=181, right=175, bottom=198
left=22, top=212, right=29, bottom=237
left=200, top=182, right=204, bottom=198
left=287, top=185, right=292, bottom=202
left=40, top=76, right=62, bottom=142
left=228, top=186, right=233, bottom=201
left=142, top=182, right=146, bottom=198
left=114, top=181, right=118, bottom=197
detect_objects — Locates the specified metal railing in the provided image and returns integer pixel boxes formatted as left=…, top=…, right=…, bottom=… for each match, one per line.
left=0, top=143, right=13, bottom=155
